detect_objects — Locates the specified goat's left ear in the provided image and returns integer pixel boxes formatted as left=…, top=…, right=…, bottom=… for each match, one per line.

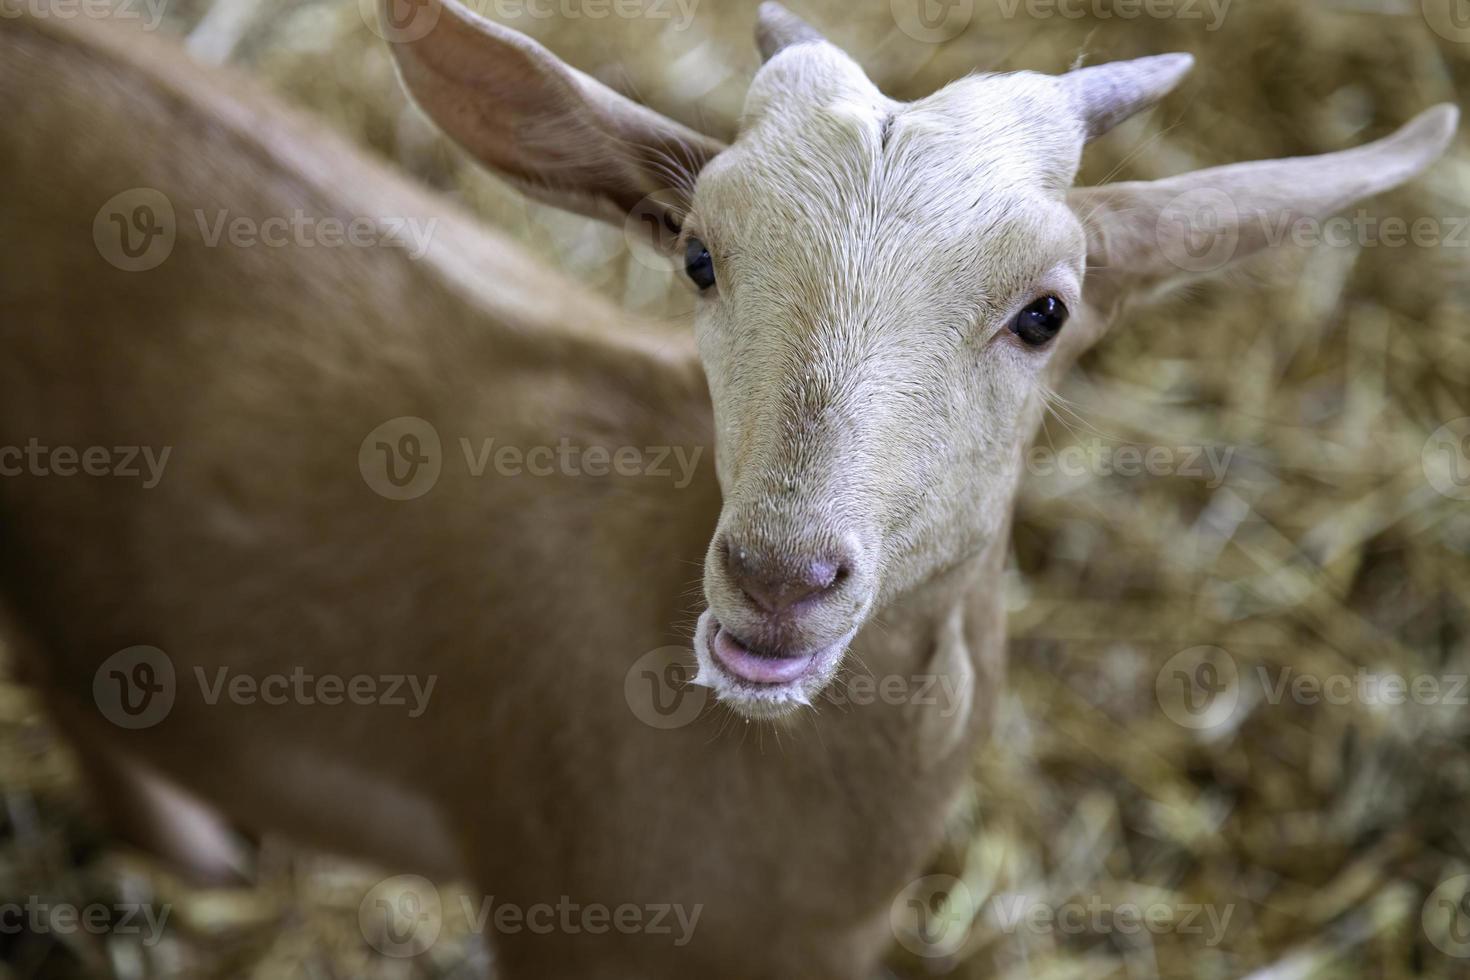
left=1069, top=103, right=1459, bottom=319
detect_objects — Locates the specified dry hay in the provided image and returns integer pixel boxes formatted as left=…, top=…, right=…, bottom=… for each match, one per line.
left=1, top=0, right=1467, bottom=978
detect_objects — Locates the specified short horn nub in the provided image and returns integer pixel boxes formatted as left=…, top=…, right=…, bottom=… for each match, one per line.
left=757, top=2, right=826, bottom=62
left=1061, top=52, right=1195, bottom=140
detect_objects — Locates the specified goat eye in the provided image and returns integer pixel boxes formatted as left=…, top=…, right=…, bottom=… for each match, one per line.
left=685, top=237, right=717, bottom=292
left=1011, top=296, right=1068, bottom=347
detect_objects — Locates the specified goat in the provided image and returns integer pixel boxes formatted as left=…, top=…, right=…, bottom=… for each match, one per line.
left=0, top=1, right=1455, bottom=976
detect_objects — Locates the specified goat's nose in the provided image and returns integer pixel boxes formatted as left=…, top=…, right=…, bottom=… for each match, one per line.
left=723, top=539, right=850, bottom=614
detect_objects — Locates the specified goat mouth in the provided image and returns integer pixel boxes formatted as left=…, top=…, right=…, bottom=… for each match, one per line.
left=709, top=626, right=816, bottom=686
left=692, top=612, right=855, bottom=715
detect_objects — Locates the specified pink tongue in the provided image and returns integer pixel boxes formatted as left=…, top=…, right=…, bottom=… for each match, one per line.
left=712, top=628, right=812, bottom=685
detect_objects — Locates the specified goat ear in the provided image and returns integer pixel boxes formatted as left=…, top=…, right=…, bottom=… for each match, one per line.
left=1069, top=104, right=1459, bottom=318
left=757, top=2, right=827, bottom=62
left=381, top=0, right=725, bottom=251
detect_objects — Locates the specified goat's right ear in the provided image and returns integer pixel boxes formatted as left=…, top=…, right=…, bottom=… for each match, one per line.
left=380, top=0, right=726, bottom=250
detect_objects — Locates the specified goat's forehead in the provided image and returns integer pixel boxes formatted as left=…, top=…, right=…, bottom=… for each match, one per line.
left=710, top=60, right=1084, bottom=221
left=905, top=72, right=1085, bottom=184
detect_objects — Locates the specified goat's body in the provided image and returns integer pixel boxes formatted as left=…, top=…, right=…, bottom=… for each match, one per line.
left=0, top=13, right=998, bottom=976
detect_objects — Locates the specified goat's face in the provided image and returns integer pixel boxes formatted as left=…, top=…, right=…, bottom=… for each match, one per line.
left=384, top=0, right=1192, bottom=718
left=688, top=44, right=1090, bottom=715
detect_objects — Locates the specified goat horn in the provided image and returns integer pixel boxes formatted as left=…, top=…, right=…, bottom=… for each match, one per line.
left=1061, top=53, right=1195, bottom=140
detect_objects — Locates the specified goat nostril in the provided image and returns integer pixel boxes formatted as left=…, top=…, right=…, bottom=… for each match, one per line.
left=722, top=539, right=852, bottom=615
left=807, top=559, right=840, bottom=593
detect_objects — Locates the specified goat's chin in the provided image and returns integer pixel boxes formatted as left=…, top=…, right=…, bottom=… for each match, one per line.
left=690, top=611, right=855, bottom=721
